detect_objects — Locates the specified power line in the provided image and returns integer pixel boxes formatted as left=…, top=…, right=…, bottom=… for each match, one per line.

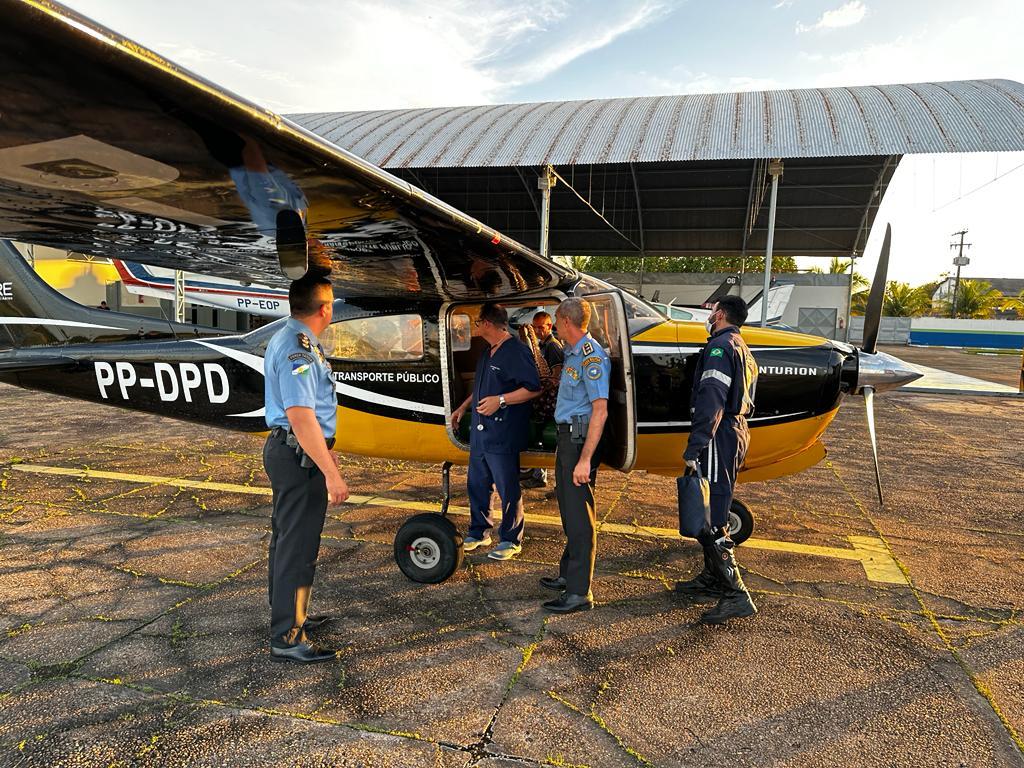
left=547, top=165, right=639, bottom=251
left=932, top=161, right=1024, bottom=213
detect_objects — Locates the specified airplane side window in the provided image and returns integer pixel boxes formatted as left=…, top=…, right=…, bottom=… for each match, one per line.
left=450, top=314, right=471, bottom=352
left=321, top=314, right=424, bottom=361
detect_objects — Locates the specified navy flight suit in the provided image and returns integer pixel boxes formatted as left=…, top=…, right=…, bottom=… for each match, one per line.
left=467, top=338, right=541, bottom=545
left=683, top=324, right=758, bottom=529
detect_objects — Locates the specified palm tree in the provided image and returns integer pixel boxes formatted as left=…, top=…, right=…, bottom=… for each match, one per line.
left=882, top=282, right=931, bottom=317
left=998, top=289, right=1024, bottom=318
left=830, top=257, right=869, bottom=292
left=942, top=279, right=1003, bottom=319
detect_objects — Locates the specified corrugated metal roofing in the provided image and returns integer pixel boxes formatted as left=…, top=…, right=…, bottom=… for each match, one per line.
left=290, top=80, right=1024, bottom=168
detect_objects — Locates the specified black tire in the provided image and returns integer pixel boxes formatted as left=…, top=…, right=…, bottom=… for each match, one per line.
left=394, top=513, right=464, bottom=584
left=727, top=499, right=754, bottom=545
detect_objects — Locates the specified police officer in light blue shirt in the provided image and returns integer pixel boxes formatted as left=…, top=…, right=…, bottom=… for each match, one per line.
left=263, top=274, right=349, bottom=664
left=540, top=297, right=611, bottom=614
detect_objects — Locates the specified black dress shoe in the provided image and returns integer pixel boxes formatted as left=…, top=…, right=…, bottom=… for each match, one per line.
left=539, top=576, right=567, bottom=592
left=302, top=614, right=333, bottom=631
left=269, top=641, right=338, bottom=664
left=542, top=592, right=594, bottom=614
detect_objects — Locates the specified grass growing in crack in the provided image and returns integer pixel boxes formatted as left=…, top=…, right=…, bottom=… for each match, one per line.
left=170, top=617, right=187, bottom=649
left=546, top=691, right=655, bottom=767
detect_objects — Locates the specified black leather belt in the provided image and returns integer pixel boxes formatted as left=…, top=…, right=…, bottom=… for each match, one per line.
left=269, top=426, right=335, bottom=449
left=556, top=423, right=571, bottom=432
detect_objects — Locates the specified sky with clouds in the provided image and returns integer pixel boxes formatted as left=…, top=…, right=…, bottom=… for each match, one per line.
left=61, top=0, right=1024, bottom=284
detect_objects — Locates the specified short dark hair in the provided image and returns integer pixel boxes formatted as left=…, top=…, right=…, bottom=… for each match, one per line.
left=479, top=302, right=508, bottom=327
left=716, top=295, right=748, bottom=326
left=289, top=275, right=333, bottom=317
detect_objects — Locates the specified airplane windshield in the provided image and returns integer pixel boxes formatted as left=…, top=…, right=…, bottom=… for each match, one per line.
left=574, top=275, right=663, bottom=336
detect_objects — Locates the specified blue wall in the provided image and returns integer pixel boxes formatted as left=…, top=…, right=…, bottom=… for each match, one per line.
left=910, top=329, right=1024, bottom=350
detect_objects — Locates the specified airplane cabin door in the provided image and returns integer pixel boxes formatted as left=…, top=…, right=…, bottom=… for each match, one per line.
left=578, top=290, right=636, bottom=472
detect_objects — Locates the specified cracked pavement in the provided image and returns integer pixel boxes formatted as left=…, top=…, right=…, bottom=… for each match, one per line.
left=0, top=347, right=1022, bottom=767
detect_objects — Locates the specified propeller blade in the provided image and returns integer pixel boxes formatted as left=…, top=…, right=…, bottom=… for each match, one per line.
left=861, top=224, right=891, bottom=354
left=863, top=385, right=884, bottom=506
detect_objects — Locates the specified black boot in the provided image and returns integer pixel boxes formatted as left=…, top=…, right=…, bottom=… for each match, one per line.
left=674, top=544, right=722, bottom=603
left=700, top=529, right=756, bottom=625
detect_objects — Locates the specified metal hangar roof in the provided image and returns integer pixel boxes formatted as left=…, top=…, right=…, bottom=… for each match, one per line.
left=289, top=80, right=1024, bottom=259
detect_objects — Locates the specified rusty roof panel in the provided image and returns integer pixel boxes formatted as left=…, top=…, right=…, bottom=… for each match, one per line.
left=290, top=79, right=1024, bottom=167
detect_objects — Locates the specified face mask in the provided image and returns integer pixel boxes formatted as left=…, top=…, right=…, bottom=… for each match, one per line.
left=705, top=312, right=717, bottom=334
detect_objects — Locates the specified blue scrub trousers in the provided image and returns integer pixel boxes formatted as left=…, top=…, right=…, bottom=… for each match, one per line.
left=467, top=450, right=525, bottom=545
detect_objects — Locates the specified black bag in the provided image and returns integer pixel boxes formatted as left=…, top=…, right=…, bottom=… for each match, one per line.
left=676, top=466, right=710, bottom=538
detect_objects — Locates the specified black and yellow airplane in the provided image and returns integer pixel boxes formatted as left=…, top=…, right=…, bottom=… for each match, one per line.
left=0, top=0, right=921, bottom=583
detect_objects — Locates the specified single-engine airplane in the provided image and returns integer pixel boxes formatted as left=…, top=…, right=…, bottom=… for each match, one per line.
left=0, top=0, right=921, bottom=583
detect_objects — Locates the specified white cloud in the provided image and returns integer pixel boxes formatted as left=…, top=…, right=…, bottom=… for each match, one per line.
left=61, top=0, right=668, bottom=112
left=772, top=0, right=793, bottom=8
left=795, top=1, right=867, bottom=34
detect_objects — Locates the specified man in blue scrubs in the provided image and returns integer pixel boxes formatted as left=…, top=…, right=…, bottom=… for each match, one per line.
left=452, top=303, right=541, bottom=560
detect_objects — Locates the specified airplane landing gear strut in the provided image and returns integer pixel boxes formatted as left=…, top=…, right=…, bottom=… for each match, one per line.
left=393, top=461, right=464, bottom=583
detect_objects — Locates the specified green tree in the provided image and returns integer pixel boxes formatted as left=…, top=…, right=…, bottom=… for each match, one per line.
left=939, top=279, right=1004, bottom=319
left=999, top=289, right=1024, bottom=318
left=577, top=254, right=798, bottom=274
left=882, top=282, right=931, bottom=317
left=828, top=257, right=869, bottom=292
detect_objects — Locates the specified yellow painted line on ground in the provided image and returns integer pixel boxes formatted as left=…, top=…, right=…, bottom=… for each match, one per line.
left=9, top=463, right=907, bottom=584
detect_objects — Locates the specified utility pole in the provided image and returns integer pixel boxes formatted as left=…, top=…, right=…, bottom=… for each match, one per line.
left=948, top=229, right=971, bottom=318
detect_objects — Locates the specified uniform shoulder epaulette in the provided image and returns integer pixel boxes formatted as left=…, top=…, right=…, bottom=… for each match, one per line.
left=297, top=333, right=311, bottom=350
left=581, top=341, right=593, bottom=356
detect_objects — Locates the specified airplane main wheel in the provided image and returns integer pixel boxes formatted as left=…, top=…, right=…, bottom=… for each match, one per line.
left=394, top=513, right=464, bottom=584
left=727, top=499, right=754, bottom=545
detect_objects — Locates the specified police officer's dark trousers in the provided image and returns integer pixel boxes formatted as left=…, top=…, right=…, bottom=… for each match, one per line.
left=555, top=427, right=598, bottom=595
left=467, top=449, right=524, bottom=544
left=264, top=432, right=327, bottom=644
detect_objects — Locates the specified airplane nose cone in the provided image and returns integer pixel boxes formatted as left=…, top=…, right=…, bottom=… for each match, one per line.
left=856, top=350, right=923, bottom=394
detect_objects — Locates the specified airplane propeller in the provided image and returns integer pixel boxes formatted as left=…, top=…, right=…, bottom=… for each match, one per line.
left=859, top=224, right=891, bottom=505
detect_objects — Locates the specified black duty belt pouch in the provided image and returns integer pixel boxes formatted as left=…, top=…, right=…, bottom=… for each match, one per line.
left=676, top=466, right=710, bottom=539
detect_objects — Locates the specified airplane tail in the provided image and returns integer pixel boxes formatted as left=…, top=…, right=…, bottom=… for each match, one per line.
left=0, top=239, right=204, bottom=350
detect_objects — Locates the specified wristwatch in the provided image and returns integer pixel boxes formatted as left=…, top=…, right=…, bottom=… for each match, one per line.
left=498, top=395, right=507, bottom=409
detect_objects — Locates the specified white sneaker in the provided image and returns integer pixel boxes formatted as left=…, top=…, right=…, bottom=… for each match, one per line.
left=487, top=541, right=522, bottom=560
left=462, top=534, right=492, bottom=552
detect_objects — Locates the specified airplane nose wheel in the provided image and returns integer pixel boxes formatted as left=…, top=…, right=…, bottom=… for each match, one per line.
left=394, top=513, right=463, bottom=583
left=393, top=462, right=464, bottom=583
left=727, top=499, right=754, bottom=545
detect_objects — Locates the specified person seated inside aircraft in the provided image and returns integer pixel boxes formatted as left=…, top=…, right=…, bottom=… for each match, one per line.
left=520, top=310, right=563, bottom=489
left=451, top=302, right=541, bottom=562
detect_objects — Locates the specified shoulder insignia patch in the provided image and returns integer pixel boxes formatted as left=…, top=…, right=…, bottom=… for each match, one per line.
left=581, top=341, right=594, bottom=355
left=709, top=347, right=724, bottom=357
left=291, top=361, right=311, bottom=376
left=586, top=366, right=602, bottom=380
left=288, top=352, right=315, bottom=363
left=297, top=333, right=311, bottom=350
left=582, top=355, right=603, bottom=367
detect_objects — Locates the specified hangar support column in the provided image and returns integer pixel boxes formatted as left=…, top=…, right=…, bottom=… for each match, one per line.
left=761, top=159, right=783, bottom=327
left=538, top=165, right=556, bottom=259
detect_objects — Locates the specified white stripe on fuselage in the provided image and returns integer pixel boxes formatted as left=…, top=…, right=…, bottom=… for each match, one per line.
left=0, top=317, right=127, bottom=330
left=191, top=339, right=444, bottom=417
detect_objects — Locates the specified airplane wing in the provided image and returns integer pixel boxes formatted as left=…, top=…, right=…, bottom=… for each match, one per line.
left=0, top=0, right=571, bottom=300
